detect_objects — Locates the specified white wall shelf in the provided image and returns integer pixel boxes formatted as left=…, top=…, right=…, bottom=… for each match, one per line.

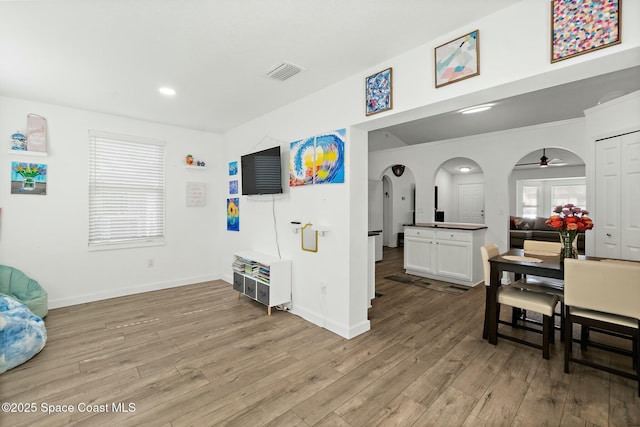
left=185, top=165, right=207, bottom=170
left=8, top=150, right=47, bottom=157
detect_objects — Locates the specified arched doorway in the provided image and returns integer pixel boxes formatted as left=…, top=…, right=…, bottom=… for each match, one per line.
left=368, top=165, right=415, bottom=257
left=434, top=157, right=484, bottom=224
left=508, top=147, right=586, bottom=250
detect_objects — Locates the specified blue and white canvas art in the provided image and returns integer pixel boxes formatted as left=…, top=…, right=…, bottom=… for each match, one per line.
left=365, top=68, right=392, bottom=116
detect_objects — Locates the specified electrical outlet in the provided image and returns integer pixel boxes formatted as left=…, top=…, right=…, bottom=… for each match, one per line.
left=320, top=281, right=327, bottom=294
left=147, top=258, right=154, bottom=268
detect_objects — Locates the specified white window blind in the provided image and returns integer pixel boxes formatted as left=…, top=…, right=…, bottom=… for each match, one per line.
left=89, top=130, right=166, bottom=248
left=521, top=185, right=540, bottom=218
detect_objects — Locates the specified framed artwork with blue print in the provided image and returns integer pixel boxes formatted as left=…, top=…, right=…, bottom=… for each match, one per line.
left=365, top=67, right=392, bottom=116
left=435, top=30, right=480, bottom=88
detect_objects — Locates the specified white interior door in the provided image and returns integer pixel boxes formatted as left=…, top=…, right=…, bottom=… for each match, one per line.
left=595, top=138, right=621, bottom=258
left=458, top=183, right=484, bottom=224
left=621, top=132, right=640, bottom=260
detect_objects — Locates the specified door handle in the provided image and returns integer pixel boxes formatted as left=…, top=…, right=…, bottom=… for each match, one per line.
left=606, top=233, right=612, bottom=237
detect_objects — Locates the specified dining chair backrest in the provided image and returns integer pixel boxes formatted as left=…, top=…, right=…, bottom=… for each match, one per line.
left=564, top=258, right=640, bottom=320
left=523, top=240, right=561, bottom=256
left=480, top=243, right=500, bottom=287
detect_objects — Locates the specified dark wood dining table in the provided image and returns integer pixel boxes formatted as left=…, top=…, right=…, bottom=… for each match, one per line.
left=486, top=248, right=583, bottom=345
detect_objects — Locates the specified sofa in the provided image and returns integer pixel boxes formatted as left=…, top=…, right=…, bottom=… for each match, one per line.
left=510, top=216, right=585, bottom=252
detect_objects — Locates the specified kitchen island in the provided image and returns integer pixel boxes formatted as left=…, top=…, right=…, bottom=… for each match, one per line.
left=403, top=223, right=487, bottom=286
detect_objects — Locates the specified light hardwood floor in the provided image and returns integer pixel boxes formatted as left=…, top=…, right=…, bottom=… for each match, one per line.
left=1, top=247, right=638, bottom=426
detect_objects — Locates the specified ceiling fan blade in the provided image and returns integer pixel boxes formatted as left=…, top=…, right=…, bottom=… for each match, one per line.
left=514, top=162, right=540, bottom=166
left=548, top=158, right=568, bottom=166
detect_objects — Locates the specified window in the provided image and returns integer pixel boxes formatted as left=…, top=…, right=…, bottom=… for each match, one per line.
left=89, top=130, right=165, bottom=249
left=521, top=185, right=540, bottom=218
left=516, top=177, right=586, bottom=218
left=551, top=184, right=586, bottom=209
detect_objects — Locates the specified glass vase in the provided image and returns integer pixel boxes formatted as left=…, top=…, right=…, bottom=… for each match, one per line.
left=22, top=177, right=36, bottom=191
left=559, top=230, right=577, bottom=259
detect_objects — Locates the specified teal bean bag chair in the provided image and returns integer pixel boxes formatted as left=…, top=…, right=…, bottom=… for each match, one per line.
left=0, top=265, right=48, bottom=318
left=0, top=294, right=47, bottom=374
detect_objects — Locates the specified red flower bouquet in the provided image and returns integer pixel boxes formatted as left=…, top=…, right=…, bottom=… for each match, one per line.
left=545, top=204, right=594, bottom=258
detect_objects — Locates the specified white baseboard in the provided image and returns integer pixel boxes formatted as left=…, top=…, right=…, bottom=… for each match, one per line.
left=48, top=274, right=220, bottom=309
left=290, top=305, right=370, bottom=340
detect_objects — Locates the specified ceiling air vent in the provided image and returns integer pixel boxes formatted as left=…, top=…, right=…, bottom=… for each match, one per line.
left=266, top=62, right=302, bottom=81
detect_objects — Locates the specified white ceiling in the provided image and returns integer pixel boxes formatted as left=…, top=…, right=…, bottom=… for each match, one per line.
left=371, top=66, right=640, bottom=148
left=435, top=148, right=587, bottom=176
left=0, top=0, right=519, bottom=134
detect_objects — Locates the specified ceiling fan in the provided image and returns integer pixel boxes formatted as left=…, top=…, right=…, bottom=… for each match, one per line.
left=515, top=148, right=567, bottom=168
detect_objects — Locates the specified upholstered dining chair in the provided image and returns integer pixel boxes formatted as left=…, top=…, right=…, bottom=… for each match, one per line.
left=519, top=240, right=564, bottom=340
left=523, top=240, right=562, bottom=256
left=481, top=243, right=559, bottom=359
left=563, top=258, right=640, bottom=397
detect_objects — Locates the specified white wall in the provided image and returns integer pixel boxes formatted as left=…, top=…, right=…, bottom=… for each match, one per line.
left=0, top=96, right=223, bottom=308
left=221, top=2, right=639, bottom=338
left=370, top=119, right=589, bottom=252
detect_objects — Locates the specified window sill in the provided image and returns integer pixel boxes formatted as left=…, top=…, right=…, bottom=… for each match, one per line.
left=88, top=239, right=166, bottom=251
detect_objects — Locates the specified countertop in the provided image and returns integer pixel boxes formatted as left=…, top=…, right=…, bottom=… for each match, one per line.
left=406, top=223, right=488, bottom=231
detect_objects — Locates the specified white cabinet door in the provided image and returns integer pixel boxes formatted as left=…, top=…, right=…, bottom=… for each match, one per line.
left=404, top=236, right=434, bottom=274
left=595, top=138, right=621, bottom=258
left=435, top=240, right=472, bottom=281
left=596, top=132, right=640, bottom=261
left=621, top=132, right=640, bottom=261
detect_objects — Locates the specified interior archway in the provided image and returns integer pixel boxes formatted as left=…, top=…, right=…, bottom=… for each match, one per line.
left=433, top=157, right=484, bottom=224
left=368, top=165, right=415, bottom=253
left=508, top=147, right=586, bottom=251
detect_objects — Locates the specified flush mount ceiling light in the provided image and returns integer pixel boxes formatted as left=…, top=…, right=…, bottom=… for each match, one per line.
left=158, top=87, right=176, bottom=96
left=459, top=103, right=495, bottom=114
left=459, top=166, right=472, bottom=172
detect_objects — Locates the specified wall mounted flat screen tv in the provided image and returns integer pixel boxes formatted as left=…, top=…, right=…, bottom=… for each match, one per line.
left=241, top=146, right=283, bottom=195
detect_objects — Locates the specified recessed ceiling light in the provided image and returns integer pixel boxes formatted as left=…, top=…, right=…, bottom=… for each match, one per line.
left=459, top=103, right=495, bottom=114
left=459, top=166, right=472, bottom=172
left=158, top=87, right=176, bottom=96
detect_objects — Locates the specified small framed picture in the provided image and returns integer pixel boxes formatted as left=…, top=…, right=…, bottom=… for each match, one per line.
left=435, top=30, right=480, bottom=88
left=365, top=67, right=392, bottom=116
left=551, top=0, right=621, bottom=63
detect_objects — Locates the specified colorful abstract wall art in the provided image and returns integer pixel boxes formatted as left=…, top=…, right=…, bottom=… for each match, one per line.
left=228, top=161, right=238, bottom=176
left=229, top=180, right=238, bottom=195
left=435, top=30, right=480, bottom=88
left=290, top=129, right=345, bottom=187
left=289, top=137, right=315, bottom=187
left=551, top=0, right=620, bottom=63
left=227, top=198, right=239, bottom=231
left=365, top=67, right=392, bottom=116
left=314, top=130, right=345, bottom=185
left=11, top=162, right=47, bottom=195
